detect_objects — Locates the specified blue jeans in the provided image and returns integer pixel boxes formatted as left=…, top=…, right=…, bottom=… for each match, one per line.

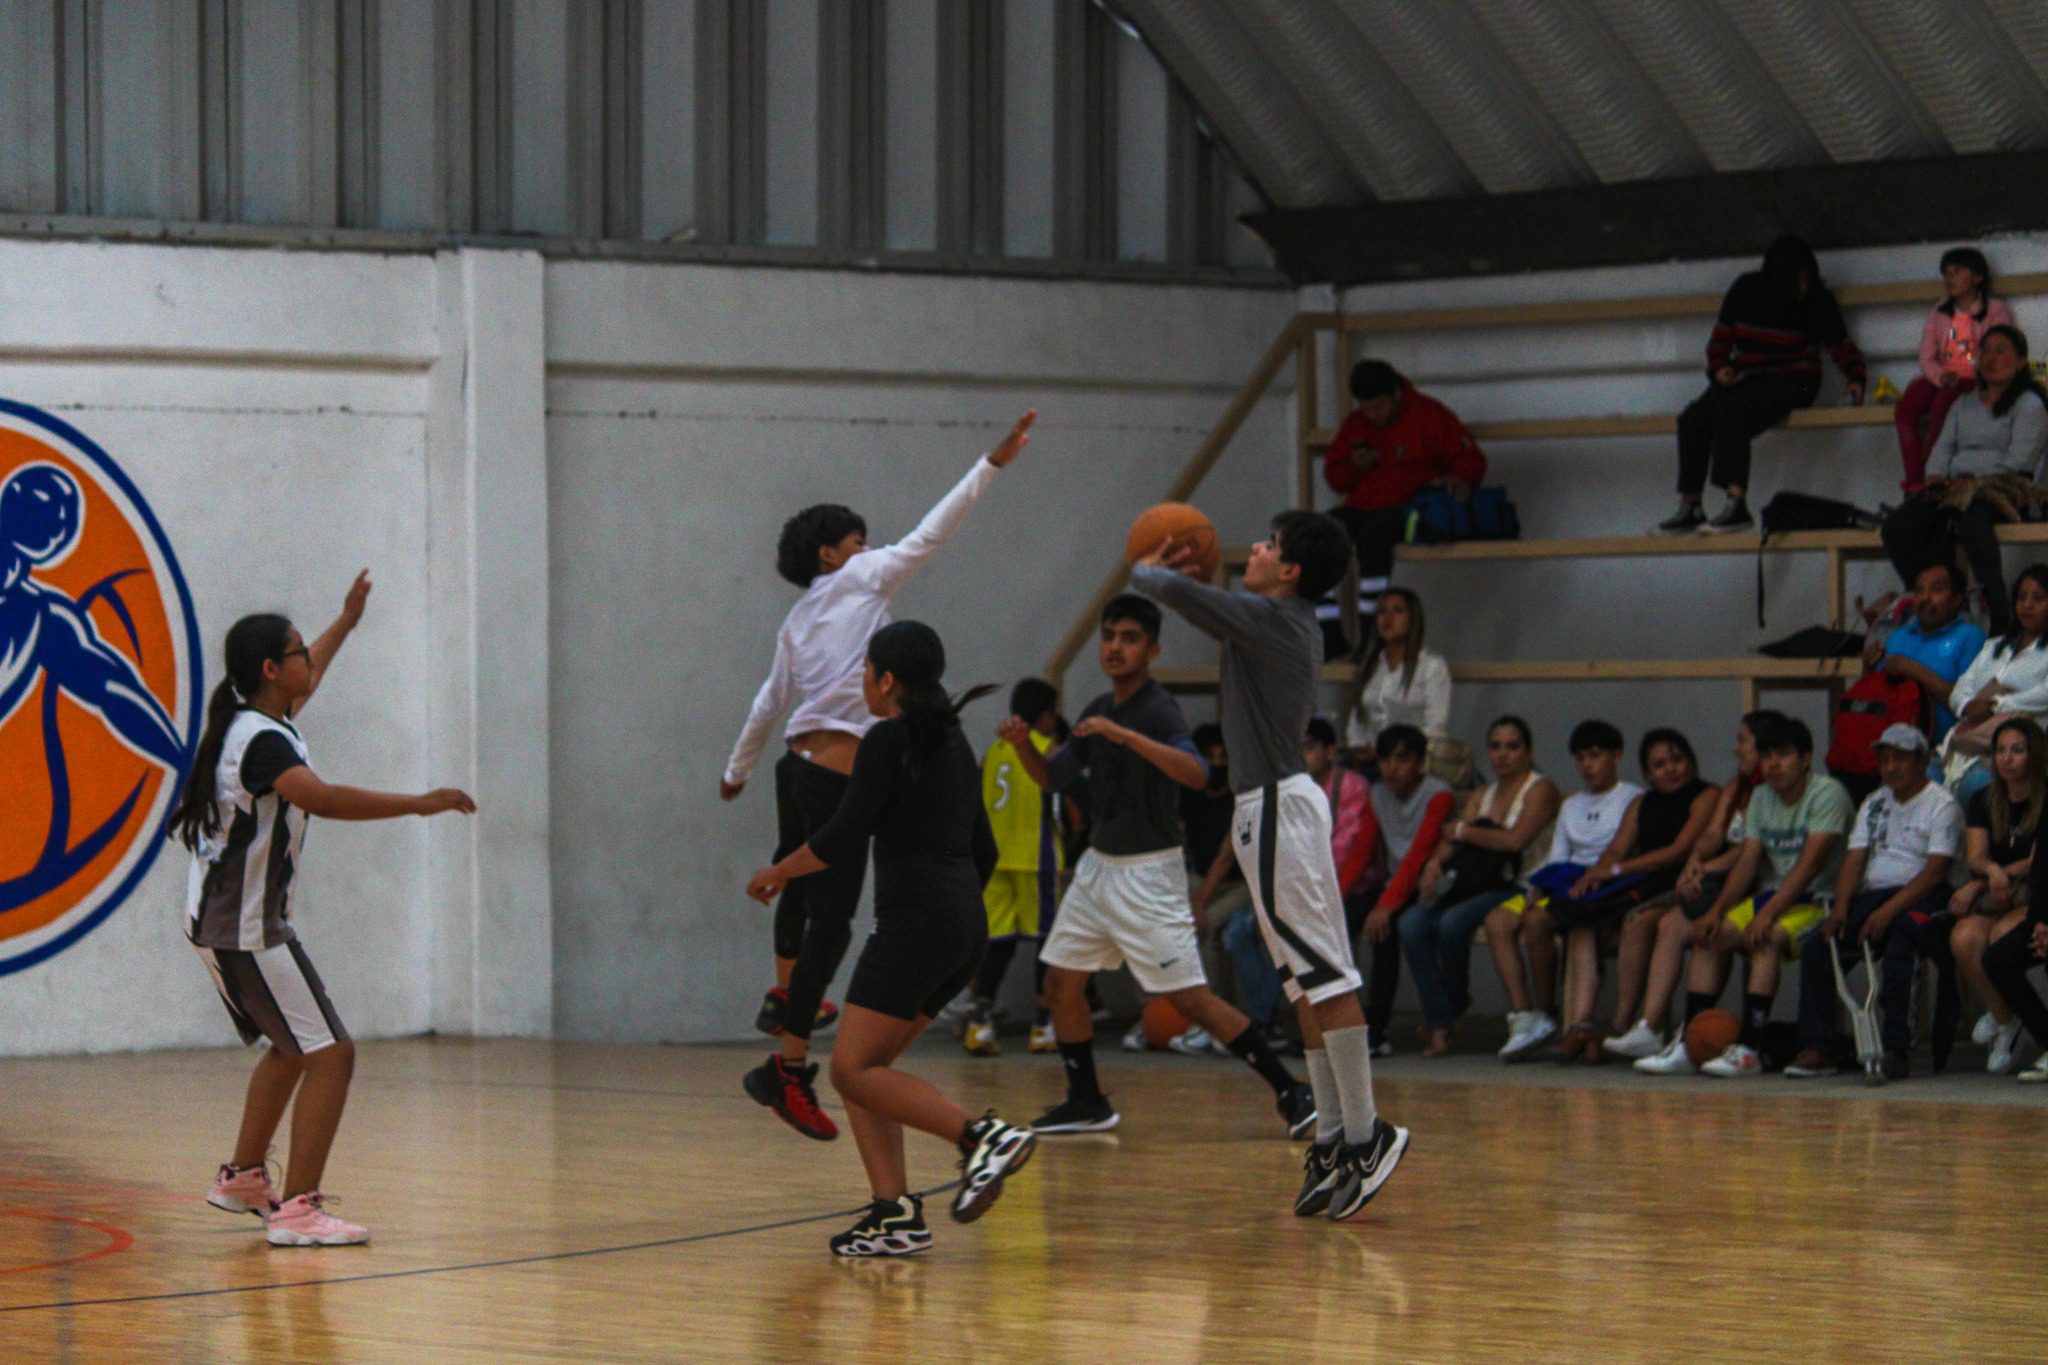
left=1401, top=888, right=1515, bottom=1029
left=1222, top=905, right=1283, bottom=1027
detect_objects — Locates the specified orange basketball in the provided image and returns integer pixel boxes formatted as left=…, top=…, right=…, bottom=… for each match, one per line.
left=1141, top=997, right=1193, bottom=1049
left=1126, top=502, right=1221, bottom=581
left=1684, top=1009, right=1741, bottom=1065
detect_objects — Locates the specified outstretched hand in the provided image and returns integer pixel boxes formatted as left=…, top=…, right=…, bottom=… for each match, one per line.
left=416, top=787, right=476, bottom=816
left=988, top=410, right=1037, bottom=468
left=341, top=569, right=372, bottom=626
left=720, top=778, right=745, bottom=802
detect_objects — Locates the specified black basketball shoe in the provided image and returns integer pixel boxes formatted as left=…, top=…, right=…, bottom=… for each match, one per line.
left=1277, top=1082, right=1318, bottom=1140
left=951, top=1113, right=1036, bottom=1223
left=1294, top=1137, right=1342, bottom=1217
left=830, top=1196, right=932, bottom=1257
left=1327, top=1117, right=1410, bottom=1222
left=1030, top=1095, right=1120, bottom=1134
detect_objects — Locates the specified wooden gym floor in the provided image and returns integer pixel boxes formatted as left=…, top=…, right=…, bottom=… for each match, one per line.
left=2, top=1036, right=2043, bottom=1363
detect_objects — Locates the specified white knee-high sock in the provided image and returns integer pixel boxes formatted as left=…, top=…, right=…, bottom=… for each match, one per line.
left=1322, top=1025, right=1379, bottom=1142
left=1304, top=1048, right=1344, bottom=1143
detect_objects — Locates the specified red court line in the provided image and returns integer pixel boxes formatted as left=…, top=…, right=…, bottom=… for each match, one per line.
left=0, top=1209, right=136, bottom=1275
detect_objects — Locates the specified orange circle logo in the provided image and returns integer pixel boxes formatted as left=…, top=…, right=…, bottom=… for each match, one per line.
left=0, top=401, right=198, bottom=975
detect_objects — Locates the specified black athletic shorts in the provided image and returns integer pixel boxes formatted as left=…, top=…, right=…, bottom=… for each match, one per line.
left=846, top=914, right=988, bottom=1022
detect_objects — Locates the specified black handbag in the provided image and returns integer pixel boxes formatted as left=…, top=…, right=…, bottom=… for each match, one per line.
left=1429, top=819, right=1520, bottom=906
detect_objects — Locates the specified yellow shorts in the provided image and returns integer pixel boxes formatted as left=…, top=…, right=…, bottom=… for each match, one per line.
left=1723, top=898, right=1826, bottom=958
left=984, top=869, right=1053, bottom=939
left=1497, top=893, right=1544, bottom=916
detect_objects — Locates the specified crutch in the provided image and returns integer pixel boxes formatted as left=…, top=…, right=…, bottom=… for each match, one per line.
left=1832, top=938, right=1884, bottom=1084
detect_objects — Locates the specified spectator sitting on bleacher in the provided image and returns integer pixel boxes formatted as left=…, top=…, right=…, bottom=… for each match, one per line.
left=1937, top=566, right=2048, bottom=802
left=1658, top=234, right=1866, bottom=536
left=1785, top=724, right=1961, bottom=1083
left=1981, top=834, right=2048, bottom=1082
left=1683, top=714, right=1851, bottom=1079
left=1868, top=561, right=1985, bottom=749
left=1948, top=715, right=2041, bottom=1075
left=1896, top=247, right=2014, bottom=493
left=1352, top=723, right=1456, bottom=1056
left=1322, top=360, right=1485, bottom=637
left=1881, top=325, right=2048, bottom=636
left=1492, top=720, right=1642, bottom=1062
left=1340, top=586, right=1451, bottom=754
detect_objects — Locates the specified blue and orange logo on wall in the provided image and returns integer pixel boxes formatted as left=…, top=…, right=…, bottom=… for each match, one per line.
left=1, top=400, right=199, bottom=976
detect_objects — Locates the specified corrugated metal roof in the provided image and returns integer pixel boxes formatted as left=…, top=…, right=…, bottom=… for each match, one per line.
left=1117, top=0, right=2048, bottom=212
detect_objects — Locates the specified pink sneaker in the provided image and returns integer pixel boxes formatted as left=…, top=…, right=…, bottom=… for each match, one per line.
left=207, top=1162, right=280, bottom=1217
left=266, top=1192, right=369, bottom=1246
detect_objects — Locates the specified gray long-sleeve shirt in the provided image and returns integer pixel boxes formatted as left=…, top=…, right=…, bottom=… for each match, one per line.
left=1131, top=565, right=1320, bottom=794
left=1932, top=386, right=2048, bottom=481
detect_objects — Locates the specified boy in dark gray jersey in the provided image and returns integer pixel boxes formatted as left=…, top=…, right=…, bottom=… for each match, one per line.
left=1133, top=510, right=1411, bottom=1223
left=1002, top=595, right=1315, bottom=1138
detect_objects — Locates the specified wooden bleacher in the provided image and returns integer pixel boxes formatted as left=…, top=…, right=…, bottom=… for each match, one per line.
left=1045, top=270, right=2048, bottom=701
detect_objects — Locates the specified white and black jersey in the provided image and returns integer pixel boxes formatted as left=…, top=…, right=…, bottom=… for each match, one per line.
left=184, top=709, right=312, bottom=951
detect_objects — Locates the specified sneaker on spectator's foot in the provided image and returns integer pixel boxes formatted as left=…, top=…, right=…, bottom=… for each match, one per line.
left=1700, top=497, right=1753, bottom=535
left=1495, top=1011, right=1533, bottom=1059
left=962, top=1005, right=1000, bottom=1057
left=1327, top=1118, right=1410, bottom=1222
left=1168, top=1025, right=1215, bottom=1056
left=1501, top=1011, right=1557, bottom=1062
left=1988, top=1019, right=2024, bottom=1075
left=1368, top=1038, right=1395, bottom=1059
left=1294, top=1138, right=1343, bottom=1217
left=1972, top=1012, right=2001, bottom=1047
left=1635, top=1035, right=1696, bottom=1075
left=1700, top=1043, right=1762, bottom=1077
left=1030, top=1094, right=1120, bottom=1133
left=1027, top=1021, right=1058, bottom=1053
left=2017, top=1052, right=2048, bottom=1083
left=1120, top=1020, right=1148, bottom=1052
left=1277, top=1082, right=1318, bottom=1140
left=1655, top=501, right=1705, bottom=534
left=265, top=1193, right=368, bottom=1246
left=207, top=1160, right=279, bottom=1217
left=830, top=1196, right=931, bottom=1258
left=952, top=1114, right=1035, bottom=1223
left=1783, top=1048, right=1839, bottom=1078
left=744, top=1054, right=839, bottom=1140
left=1880, top=1050, right=1909, bottom=1083
left=1602, top=1020, right=1664, bottom=1060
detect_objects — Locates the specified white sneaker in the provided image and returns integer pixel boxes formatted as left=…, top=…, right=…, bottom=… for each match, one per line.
left=1972, top=1012, right=2001, bottom=1048
left=1501, top=1012, right=1557, bottom=1062
left=2018, top=1052, right=2048, bottom=1083
left=1988, top=1019, right=2024, bottom=1075
left=1027, top=1022, right=1058, bottom=1054
left=1168, top=1026, right=1215, bottom=1056
left=1121, top=1020, right=1148, bottom=1052
left=1369, top=1039, right=1394, bottom=1059
left=1634, top=1035, right=1696, bottom=1075
left=1700, top=1043, right=1762, bottom=1078
left=1496, top=1011, right=1534, bottom=1059
left=1602, top=1020, right=1664, bottom=1060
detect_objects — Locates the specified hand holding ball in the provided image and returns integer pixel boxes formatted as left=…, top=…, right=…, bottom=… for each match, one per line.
left=1126, top=502, right=1220, bottom=581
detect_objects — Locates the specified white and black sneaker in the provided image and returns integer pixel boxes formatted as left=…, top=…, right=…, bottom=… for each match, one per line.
left=1278, top=1082, right=1318, bottom=1140
left=1700, top=497, right=1753, bottom=534
left=830, top=1195, right=932, bottom=1257
left=1327, top=1118, right=1410, bottom=1222
left=1294, top=1137, right=1343, bottom=1217
left=952, top=1113, right=1037, bottom=1223
left=1030, top=1095, right=1120, bottom=1134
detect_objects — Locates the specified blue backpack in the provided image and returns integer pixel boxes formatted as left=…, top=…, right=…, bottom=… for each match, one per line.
left=1404, top=487, right=1520, bottom=545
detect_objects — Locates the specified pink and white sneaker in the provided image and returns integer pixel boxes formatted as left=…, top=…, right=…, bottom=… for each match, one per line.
left=265, top=1192, right=369, bottom=1246
left=207, top=1162, right=280, bottom=1218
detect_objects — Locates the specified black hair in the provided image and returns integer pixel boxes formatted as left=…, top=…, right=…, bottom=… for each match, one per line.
left=1981, top=323, right=2043, bottom=420
left=1010, top=677, right=1058, bottom=723
left=1342, top=587, right=1424, bottom=732
left=1568, top=719, right=1624, bottom=756
left=1761, top=233, right=1820, bottom=301
left=1375, top=723, right=1428, bottom=763
left=1938, top=246, right=1994, bottom=317
left=776, top=503, right=867, bottom=588
left=1914, top=557, right=1968, bottom=597
left=1752, top=713, right=1813, bottom=757
left=1488, top=714, right=1533, bottom=750
left=2000, top=565, right=2048, bottom=658
left=1988, top=715, right=2046, bottom=848
left=1348, top=359, right=1401, bottom=401
left=866, top=620, right=996, bottom=764
left=1305, top=716, right=1338, bottom=748
left=1638, top=726, right=1698, bottom=775
left=1192, top=721, right=1224, bottom=754
left=1101, top=592, right=1163, bottom=643
left=168, top=614, right=294, bottom=851
left=1271, top=510, right=1353, bottom=602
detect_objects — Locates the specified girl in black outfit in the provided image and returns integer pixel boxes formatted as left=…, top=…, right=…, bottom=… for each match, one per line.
left=748, top=621, right=1036, bottom=1255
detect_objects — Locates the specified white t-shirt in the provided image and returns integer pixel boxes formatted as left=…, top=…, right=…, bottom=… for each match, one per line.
left=1849, top=782, right=1963, bottom=891
left=1544, top=782, right=1644, bottom=868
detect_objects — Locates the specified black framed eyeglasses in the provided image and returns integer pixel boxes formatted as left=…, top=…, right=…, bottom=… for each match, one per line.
left=280, top=646, right=312, bottom=664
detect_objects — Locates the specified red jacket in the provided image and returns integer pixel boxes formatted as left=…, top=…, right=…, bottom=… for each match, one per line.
left=1323, top=381, right=1487, bottom=512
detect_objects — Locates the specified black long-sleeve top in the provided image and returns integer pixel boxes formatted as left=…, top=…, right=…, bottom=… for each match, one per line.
left=808, top=716, right=997, bottom=920
left=1705, top=270, right=1866, bottom=387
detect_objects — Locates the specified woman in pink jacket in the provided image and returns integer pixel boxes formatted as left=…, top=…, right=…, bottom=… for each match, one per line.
left=1898, top=247, right=2014, bottom=492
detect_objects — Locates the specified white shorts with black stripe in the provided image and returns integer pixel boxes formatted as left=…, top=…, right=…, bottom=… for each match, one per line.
left=1233, top=773, right=1363, bottom=1006
left=195, top=940, right=348, bottom=1055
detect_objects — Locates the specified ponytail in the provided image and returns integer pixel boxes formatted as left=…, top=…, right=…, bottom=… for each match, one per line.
left=168, top=613, right=292, bottom=850
left=867, top=620, right=993, bottom=768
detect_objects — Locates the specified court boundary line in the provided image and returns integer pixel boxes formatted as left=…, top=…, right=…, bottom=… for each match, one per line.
left=0, top=1180, right=964, bottom=1314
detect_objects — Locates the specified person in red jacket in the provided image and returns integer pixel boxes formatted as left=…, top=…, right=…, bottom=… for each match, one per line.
left=1322, top=361, right=1486, bottom=652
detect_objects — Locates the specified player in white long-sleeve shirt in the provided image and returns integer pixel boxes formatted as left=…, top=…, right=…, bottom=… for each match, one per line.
left=722, top=411, right=1035, bottom=1140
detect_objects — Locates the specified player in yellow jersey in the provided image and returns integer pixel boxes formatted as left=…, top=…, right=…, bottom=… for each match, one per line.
left=957, top=679, right=1066, bottom=1055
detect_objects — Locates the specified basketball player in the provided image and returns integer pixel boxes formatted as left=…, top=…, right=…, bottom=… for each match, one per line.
left=748, top=622, right=1036, bottom=1257
left=722, top=411, right=1036, bottom=1140
left=170, top=572, right=475, bottom=1246
left=1007, top=594, right=1316, bottom=1137
left=1134, top=514, right=1411, bottom=1222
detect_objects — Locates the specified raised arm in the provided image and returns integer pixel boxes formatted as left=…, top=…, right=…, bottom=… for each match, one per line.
left=723, top=631, right=797, bottom=797
left=851, top=411, right=1034, bottom=597
left=1129, top=563, right=1272, bottom=650
left=298, top=570, right=371, bottom=715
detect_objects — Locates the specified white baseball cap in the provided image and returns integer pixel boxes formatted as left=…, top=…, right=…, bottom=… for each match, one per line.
left=1875, top=723, right=1928, bottom=754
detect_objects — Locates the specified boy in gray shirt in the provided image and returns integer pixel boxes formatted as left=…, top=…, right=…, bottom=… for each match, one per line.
left=1133, top=510, right=1411, bottom=1222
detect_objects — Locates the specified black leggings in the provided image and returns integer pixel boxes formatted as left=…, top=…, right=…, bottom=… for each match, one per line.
left=1982, top=918, right=2048, bottom=1047
left=1676, top=373, right=1817, bottom=497
left=1881, top=495, right=2012, bottom=634
left=771, top=751, right=868, bottom=1040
